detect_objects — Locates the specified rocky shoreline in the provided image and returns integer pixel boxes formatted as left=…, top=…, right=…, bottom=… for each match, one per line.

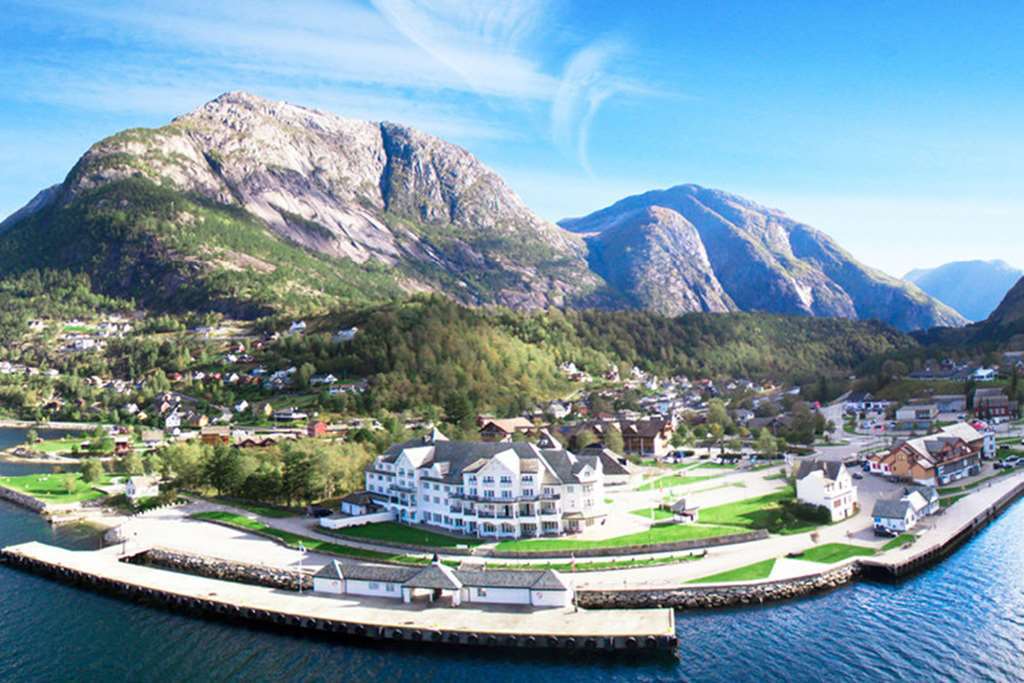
left=131, top=547, right=312, bottom=591
left=578, top=564, right=859, bottom=610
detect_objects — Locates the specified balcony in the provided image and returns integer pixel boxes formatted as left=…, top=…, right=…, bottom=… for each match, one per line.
left=391, top=482, right=416, bottom=493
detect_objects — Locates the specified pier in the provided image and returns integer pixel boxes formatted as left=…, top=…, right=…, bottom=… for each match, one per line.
left=861, top=472, right=1024, bottom=578
left=0, top=542, right=676, bottom=652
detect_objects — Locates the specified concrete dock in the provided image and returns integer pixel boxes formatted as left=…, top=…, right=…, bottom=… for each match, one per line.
left=861, top=472, right=1024, bottom=577
left=1, top=542, right=676, bottom=652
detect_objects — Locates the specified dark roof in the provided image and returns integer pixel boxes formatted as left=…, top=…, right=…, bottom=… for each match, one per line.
left=905, top=484, right=938, bottom=501
left=455, top=569, right=568, bottom=591
left=403, top=564, right=462, bottom=590
left=794, top=459, right=844, bottom=481
left=314, top=560, right=344, bottom=580
left=331, top=562, right=420, bottom=584
left=380, top=439, right=591, bottom=485
left=872, top=498, right=912, bottom=519
left=339, top=491, right=376, bottom=506
left=670, top=498, right=696, bottom=514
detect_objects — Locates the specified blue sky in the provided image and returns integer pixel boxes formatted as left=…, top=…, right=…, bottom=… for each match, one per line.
left=2, top=0, right=1023, bottom=276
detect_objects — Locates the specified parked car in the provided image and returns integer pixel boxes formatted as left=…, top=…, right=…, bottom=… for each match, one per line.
left=1003, top=457, right=1022, bottom=468
left=873, top=527, right=898, bottom=538
left=852, top=472, right=864, bottom=480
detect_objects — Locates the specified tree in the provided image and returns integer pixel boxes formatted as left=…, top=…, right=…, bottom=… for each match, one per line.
left=707, top=399, right=733, bottom=431
left=122, top=451, right=145, bottom=476
left=708, top=423, right=725, bottom=455
left=25, top=428, right=38, bottom=444
left=204, top=445, right=247, bottom=496
left=756, top=429, right=778, bottom=459
left=80, top=458, right=104, bottom=484
left=603, top=426, right=625, bottom=454
left=573, top=428, right=599, bottom=451
left=670, top=425, right=693, bottom=449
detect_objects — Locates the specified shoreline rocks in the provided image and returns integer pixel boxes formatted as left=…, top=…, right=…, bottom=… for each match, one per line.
left=577, top=564, right=860, bottom=610
left=133, top=547, right=312, bottom=591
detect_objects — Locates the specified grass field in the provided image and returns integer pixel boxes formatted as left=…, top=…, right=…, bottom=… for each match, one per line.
left=637, top=474, right=717, bottom=491
left=0, top=472, right=113, bottom=503
left=882, top=534, right=916, bottom=551
left=688, top=558, right=776, bottom=584
left=330, top=522, right=482, bottom=548
left=793, top=543, right=875, bottom=563
left=940, top=494, right=968, bottom=508
left=697, top=487, right=816, bottom=534
left=214, top=498, right=298, bottom=518
left=493, top=522, right=744, bottom=553
left=483, top=553, right=702, bottom=573
left=190, top=511, right=428, bottom=564
left=630, top=507, right=674, bottom=520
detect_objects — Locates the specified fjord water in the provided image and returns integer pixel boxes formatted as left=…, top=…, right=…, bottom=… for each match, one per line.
left=1, top=459, right=1022, bottom=682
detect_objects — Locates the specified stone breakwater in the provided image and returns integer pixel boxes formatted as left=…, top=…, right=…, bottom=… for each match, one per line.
left=131, top=547, right=312, bottom=591
left=0, top=484, right=49, bottom=513
left=577, top=564, right=860, bottom=610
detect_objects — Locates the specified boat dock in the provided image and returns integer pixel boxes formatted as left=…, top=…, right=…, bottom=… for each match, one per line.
left=861, top=472, right=1024, bottom=578
left=1, top=542, right=676, bottom=652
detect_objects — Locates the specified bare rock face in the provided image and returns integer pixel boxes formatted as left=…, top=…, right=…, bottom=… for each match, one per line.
left=585, top=205, right=734, bottom=315
left=561, top=184, right=966, bottom=331
left=53, top=91, right=598, bottom=309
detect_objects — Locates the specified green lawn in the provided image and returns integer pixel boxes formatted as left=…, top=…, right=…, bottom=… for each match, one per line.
left=940, top=494, right=967, bottom=508
left=214, top=498, right=298, bottom=518
left=793, top=543, right=875, bottom=563
left=190, top=512, right=428, bottom=564
left=881, top=534, right=916, bottom=551
left=697, top=487, right=817, bottom=534
left=0, top=472, right=113, bottom=503
left=688, top=558, right=776, bottom=584
left=637, top=474, right=717, bottom=491
left=329, top=522, right=483, bottom=548
left=493, top=522, right=745, bottom=553
left=484, top=553, right=702, bottom=573
left=630, top=507, right=674, bottom=520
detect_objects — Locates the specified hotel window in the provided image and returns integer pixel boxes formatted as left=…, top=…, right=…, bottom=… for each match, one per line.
left=369, top=582, right=380, bottom=590
left=502, top=490, right=511, bottom=499
left=500, top=476, right=512, bottom=484
left=385, top=583, right=396, bottom=592
left=477, top=588, right=488, bottom=597
left=523, top=489, right=534, bottom=497
left=485, top=490, right=495, bottom=498
left=483, top=476, right=495, bottom=484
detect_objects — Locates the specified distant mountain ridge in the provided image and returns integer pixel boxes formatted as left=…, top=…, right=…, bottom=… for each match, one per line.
left=560, top=184, right=965, bottom=331
left=904, top=260, right=1022, bottom=321
left=0, top=92, right=963, bottom=331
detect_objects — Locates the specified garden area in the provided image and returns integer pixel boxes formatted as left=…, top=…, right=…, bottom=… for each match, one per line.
left=329, top=522, right=483, bottom=548
left=792, top=543, right=875, bottom=563
left=637, top=474, right=718, bottom=491
left=698, top=487, right=828, bottom=535
left=493, top=522, right=745, bottom=553
left=0, top=471, right=115, bottom=504
left=688, top=558, right=776, bottom=584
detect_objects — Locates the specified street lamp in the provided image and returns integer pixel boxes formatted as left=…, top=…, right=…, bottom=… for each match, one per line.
left=297, top=541, right=306, bottom=594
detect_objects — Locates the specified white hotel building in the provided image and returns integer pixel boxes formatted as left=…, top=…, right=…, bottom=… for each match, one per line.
left=365, top=430, right=619, bottom=539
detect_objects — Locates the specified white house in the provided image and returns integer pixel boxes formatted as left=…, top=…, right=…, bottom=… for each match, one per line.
left=312, top=559, right=572, bottom=609
left=289, top=321, right=307, bottom=334
left=872, top=498, right=918, bottom=534
left=794, top=459, right=858, bottom=522
left=125, top=476, right=160, bottom=502
left=234, top=400, right=250, bottom=414
left=334, top=327, right=359, bottom=342
left=364, top=429, right=608, bottom=539
left=971, top=367, right=997, bottom=382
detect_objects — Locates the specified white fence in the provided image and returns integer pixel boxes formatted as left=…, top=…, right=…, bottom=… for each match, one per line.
left=318, top=510, right=395, bottom=530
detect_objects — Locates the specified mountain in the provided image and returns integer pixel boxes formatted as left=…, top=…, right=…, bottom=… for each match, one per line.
left=904, top=260, right=1022, bottom=321
left=560, top=184, right=965, bottom=331
left=0, top=93, right=962, bottom=331
left=0, top=91, right=600, bottom=315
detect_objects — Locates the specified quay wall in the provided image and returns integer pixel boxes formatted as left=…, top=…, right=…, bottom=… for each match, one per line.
left=0, top=548, right=677, bottom=653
